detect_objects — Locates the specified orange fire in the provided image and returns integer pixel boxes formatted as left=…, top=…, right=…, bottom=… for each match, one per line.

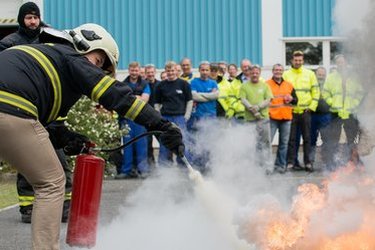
left=240, top=161, right=375, bottom=250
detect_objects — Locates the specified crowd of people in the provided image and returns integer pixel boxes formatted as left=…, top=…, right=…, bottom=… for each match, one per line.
left=116, top=51, right=364, bottom=178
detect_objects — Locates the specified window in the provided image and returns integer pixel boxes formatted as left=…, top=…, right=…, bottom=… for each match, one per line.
left=283, top=38, right=345, bottom=70
left=285, top=42, right=323, bottom=66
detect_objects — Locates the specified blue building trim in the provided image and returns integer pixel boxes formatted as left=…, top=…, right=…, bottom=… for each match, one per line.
left=283, top=0, right=335, bottom=37
left=44, top=0, right=262, bottom=69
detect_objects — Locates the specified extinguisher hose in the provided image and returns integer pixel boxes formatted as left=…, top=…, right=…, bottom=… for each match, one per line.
left=92, top=130, right=163, bottom=153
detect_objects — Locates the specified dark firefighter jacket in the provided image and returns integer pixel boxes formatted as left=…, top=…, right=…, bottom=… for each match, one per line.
left=0, top=43, right=161, bottom=127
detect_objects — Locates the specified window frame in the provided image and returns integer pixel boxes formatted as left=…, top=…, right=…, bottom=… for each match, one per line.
left=282, top=37, right=345, bottom=70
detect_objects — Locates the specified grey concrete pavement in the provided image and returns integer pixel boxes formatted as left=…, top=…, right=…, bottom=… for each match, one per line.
left=0, top=169, right=327, bottom=250
left=0, top=179, right=143, bottom=250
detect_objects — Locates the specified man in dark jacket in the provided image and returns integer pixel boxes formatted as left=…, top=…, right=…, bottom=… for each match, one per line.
left=0, top=2, right=46, bottom=50
left=0, top=2, right=77, bottom=224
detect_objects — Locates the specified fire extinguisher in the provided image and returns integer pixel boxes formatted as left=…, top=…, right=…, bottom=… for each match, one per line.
left=65, top=130, right=167, bottom=248
left=66, top=142, right=105, bottom=248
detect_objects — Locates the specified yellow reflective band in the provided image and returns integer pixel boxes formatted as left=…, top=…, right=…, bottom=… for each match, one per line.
left=56, top=116, right=67, bottom=121
left=19, top=201, right=34, bottom=206
left=125, top=99, right=146, bottom=120
left=91, top=76, right=116, bottom=102
left=10, top=46, right=61, bottom=123
left=0, top=90, right=38, bottom=118
left=19, top=196, right=35, bottom=206
left=64, top=192, right=72, bottom=200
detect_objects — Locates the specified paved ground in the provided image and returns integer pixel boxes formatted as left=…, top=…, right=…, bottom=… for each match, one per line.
left=0, top=145, right=343, bottom=250
left=0, top=169, right=327, bottom=250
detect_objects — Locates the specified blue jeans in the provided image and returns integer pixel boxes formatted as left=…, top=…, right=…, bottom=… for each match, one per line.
left=120, top=119, right=149, bottom=174
left=310, top=113, right=332, bottom=161
left=158, top=115, right=187, bottom=166
left=270, top=119, right=291, bottom=167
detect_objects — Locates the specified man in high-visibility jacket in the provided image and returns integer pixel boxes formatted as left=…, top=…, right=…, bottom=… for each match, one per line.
left=267, top=64, right=298, bottom=173
left=0, top=24, right=184, bottom=250
left=209, top=63, right=232, bottom=118
left=283, top=51, right=320, bottom=172
left=322, top=54, right=364, bottom=170
left=227, top=63, right=245, bottom=120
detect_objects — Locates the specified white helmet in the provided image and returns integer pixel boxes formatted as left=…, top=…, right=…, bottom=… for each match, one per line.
left=72, top=23, right=119, bottom=76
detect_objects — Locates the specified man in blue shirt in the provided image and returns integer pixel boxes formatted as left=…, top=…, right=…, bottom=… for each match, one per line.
left=190, top=61, right=219, bottom=122
left=116, top=61, right=151, bottom=179
left=188, top=61, right=219, bottom=173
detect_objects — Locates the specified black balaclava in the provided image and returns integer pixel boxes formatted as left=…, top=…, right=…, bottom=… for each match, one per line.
left=17, top=2, right=41, bottom=38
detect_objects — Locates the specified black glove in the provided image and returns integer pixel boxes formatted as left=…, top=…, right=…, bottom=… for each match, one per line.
left=47, top=123, right=90, bottom=155
left=156, top=120, right=185, bottom=157
left=63, top=132, right=90, bottom=155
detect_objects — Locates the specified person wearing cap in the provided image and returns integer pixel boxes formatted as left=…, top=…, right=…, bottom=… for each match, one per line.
left=321, top=54, right=364, bottom=170
left=0, top=2, right=78, bottom=224
left=283, top=50, right=320, bottom=172
left=0, top=2, right=46, bottom=50
left=0, top=23, right=184, bottom=250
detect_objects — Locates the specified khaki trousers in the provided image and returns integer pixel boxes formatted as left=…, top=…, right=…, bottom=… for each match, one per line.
left=0, top=112, right=65, bottom=250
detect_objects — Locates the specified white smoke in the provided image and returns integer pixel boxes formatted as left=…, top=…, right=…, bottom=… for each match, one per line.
left=332, top=0, right=371, bottom=36
left=93, top=120, right=262, bottom=250
left=86, top=1, right=375, bottom=248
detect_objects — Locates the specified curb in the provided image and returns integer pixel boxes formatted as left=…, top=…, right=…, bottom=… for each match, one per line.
left=0, top=204, right=18, bottom=213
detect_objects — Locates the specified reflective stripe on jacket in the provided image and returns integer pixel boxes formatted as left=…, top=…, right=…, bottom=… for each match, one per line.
left=322, top=71, right=364, bottom=119
left=267, top=78, right=294, bottom=120
left=283, top=66, right=320, bottom=114
left=227, top=78, right=245, bottom=118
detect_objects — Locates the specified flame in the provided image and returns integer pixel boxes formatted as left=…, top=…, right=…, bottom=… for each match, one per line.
left=240, top=161, right=375, bottom=250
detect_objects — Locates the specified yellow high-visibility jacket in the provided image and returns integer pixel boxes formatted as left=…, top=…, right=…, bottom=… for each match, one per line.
left=227, top=78, right=245, bottom=119
left=217, top=77, right=233, bottom=116
left=283, top=66, right=320, bottom=114
left=322, top=71, right=364, bottom=119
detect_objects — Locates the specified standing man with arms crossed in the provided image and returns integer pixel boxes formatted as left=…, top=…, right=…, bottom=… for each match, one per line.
left=283, top=51, right=320, bottom=172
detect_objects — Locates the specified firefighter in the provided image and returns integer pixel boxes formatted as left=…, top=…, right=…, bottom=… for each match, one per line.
left=0, top=2, right=79, bottom=224
left=0, top=23, right=184, bottom=250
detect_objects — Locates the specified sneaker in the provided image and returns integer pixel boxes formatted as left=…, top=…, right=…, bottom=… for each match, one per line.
left=305, top=163, right=314, bottom=172
left=138, top=171, right=150, bottom=179
left=114, top=173, right=137, bottom=180
left=275, top=166, right=286, bottom=174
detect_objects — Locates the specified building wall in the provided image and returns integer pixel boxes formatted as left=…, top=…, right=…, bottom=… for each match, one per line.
left=44, top=0, right=263, bottom=70
left=283, top=0, right=336, bottom=37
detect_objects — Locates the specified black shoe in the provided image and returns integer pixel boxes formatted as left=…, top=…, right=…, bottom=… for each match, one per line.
left=291, top=165, right=305, bottom=171
left=62, top=201, right=70, bottom=223
left=305, top=163, right=314, bottom=172
left=21, top=211, right=32, bottom=224
left=61, top=212, right=69, bottom=223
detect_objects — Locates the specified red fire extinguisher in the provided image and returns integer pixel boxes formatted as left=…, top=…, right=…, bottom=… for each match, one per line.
left=66, top=143, right=105, bottom=248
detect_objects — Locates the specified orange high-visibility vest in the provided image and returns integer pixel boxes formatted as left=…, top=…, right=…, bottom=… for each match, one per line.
left=267, top=78, right=294, bottom=120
